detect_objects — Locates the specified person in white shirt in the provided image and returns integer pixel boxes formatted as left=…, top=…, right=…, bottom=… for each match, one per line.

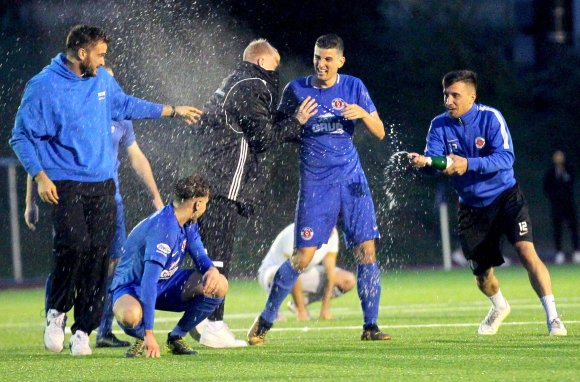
left=258, top=224, right=355, bottom=320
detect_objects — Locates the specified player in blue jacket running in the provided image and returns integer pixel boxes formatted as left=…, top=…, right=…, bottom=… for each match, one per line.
left=408, top=70, right=567, bottom=337
left=111, top=174, right=228, bottom=358
left=248, top=34, right=390, bottom=345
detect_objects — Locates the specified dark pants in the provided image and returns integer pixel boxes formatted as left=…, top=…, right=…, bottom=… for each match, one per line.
left=551, top=204, right=579, bottom=251
left=46, top=180, right=116, bottom=335
left=198, top=196, right=243, bottom=321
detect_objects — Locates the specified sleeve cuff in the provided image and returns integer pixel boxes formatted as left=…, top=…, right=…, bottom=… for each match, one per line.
left=467, top=158, right=481, bottom=172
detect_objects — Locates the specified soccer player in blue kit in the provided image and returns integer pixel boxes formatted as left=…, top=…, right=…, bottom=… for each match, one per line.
left=248, top=34, right=390, bottom=345
left=111, top=175, right=228, bottom=357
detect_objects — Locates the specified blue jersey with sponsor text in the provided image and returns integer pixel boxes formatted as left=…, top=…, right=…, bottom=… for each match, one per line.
left=278, top=74, right=377, bottom=185
left=110, top=204, right=212, bottom=292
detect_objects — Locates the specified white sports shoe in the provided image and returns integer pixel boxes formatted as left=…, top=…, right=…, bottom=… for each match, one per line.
left=548, top=317, right=568, bottom=336
left=572, top=251, right=580, bottom=264
left=478, top=302, right=511, bottom=335
left=554, top=251, right=566, bottom=264
left=199, top=322, right=247, bottom=348
left=69, top=330, right=92, bottom=356
left=44, top=309, right=67, bottom=352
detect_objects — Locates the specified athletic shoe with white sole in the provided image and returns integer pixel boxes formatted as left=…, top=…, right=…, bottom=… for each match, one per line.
left=199, top=321, right=247, bottom=348
left=478, top=302, right=511, bottom=335
left=69, top=330, right=92, bottom=356
left=44, top=309, right=67, bottom=352
left=548, top=317, right=567, bottom=336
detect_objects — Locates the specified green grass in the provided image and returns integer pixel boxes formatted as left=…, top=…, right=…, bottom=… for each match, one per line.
left=0, top=265, right=578, bottom=381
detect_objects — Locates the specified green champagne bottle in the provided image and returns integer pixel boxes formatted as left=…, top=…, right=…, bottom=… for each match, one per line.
left=426, top=156, right=453, bottom=170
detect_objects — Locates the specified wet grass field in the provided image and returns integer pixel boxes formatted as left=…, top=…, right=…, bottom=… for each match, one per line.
left=0, top=265, right=578, bottom=381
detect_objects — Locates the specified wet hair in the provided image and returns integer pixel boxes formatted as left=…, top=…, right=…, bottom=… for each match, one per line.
left=442, top=70, right=478, bottom=90
left=65, top=25, right=109, bottom=55
left=243, top=38, right=279, bottom=62
left=315, top=34, right=344, bottom=54
left=173, top=175, right=211, bottom=202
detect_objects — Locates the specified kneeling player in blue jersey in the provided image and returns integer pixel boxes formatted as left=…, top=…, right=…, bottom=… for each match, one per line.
left=111, top=175, right=228, bottom=358
left=248, top=34, right=390, bottom=344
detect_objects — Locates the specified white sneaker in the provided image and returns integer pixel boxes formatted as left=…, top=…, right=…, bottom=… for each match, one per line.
left=554, top=251, right=566, bottom=264
left=44, top=309, right=67, bottom=352
left=199, top=322, right=247, bottom=348
left=189, top=318, right=208, bottom=342
left=572, top=251, right=580, bottom=264
left=69, top=330, right=92, bottom=356
left=478, top=302, right=511, bottom=335
left=548, top=317, right=568, bottom=336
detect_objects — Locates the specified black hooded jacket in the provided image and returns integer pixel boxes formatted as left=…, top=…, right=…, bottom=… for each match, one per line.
left=192, top=61, right=301, bottom=207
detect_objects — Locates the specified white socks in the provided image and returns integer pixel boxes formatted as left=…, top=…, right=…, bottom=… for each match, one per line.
left=540, top=295, right=558, bottom=322
left=489, top=289, right=508, bottom=310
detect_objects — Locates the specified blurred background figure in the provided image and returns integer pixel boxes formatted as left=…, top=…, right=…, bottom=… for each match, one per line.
left=543, top=150, right=579, bottom=264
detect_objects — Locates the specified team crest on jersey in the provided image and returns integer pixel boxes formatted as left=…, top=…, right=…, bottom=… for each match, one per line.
left=156, top=243, right=171, bottom=256
left=98, top=91, right=106, bottom=101
left=301, top=227, right=314, bottom=241
left=475, top=137, right=486, bottom=149
left=331, top=98, right=346, bottom=111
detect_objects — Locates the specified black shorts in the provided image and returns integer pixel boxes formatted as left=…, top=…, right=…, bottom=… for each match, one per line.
left=457, top=183, right=533, bottom=275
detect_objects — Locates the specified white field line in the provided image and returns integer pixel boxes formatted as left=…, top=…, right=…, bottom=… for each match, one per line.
left=3, top=298, right=579, bottom=331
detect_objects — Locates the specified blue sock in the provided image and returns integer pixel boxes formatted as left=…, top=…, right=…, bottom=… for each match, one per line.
left=260, top=261, right=300, bottom=324
left=97, top=292, right=114, bottom=336
left=357, top=263, right=381, bottom=329
left=170, top=295, right=223, bottom=338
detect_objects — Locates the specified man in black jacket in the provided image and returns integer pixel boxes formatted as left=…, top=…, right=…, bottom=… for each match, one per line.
left=189, top=39, right=317, bottom=347
left=543, top=150, right=579, bottom=264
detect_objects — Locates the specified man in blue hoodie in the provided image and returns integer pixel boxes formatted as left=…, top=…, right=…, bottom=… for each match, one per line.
left=9, top=24, right=203, bottom=356
left=408, top=70, right=567, bottom=337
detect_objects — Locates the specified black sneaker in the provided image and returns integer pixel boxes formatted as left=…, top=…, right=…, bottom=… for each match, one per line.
left=96, top=332, right=131, bottom=348
left=125, top=338, right=145, bottom=358
left=247, top=316, right=272, bottom=346
left=167, top=334, right=198, bottom=355
left=361, top=324, right=391, bottom=341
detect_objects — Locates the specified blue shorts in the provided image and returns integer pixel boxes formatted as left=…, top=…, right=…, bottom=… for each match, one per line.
left=110, top=198, right=127, bottom=260
left=112, top=268, right=196, bottom=313
left=295, top=173, right=380, bottom=249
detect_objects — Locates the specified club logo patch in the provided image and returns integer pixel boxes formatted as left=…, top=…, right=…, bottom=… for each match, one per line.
left=475, top=137, right=486, bottom=149
left=98, top=91, right=106, bottom=101
left=301, top=227, right=314, bottom=241
left=156, top=243, right=171, bottom=256
left=331, top=98, right=346, bottom=110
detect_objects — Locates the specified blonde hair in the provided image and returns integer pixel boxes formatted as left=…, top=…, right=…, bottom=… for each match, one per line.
left=243, top=38, right=279, bottom=63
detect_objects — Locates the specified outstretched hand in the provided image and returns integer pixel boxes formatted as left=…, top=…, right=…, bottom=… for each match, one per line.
left=175, top=106, right=203, bottom=125
left=294, top=96, right=318, bottom=125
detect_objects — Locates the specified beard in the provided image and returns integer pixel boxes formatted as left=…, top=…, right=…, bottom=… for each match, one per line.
left=79, top=58, right=97, bottom=77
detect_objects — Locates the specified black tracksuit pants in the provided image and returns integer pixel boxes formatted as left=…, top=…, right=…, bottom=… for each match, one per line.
left=46, top=180, right=116, bottom=335
left=198, top=195, right=243, bottom=321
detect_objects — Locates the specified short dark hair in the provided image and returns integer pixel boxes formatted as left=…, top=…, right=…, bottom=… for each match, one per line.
left=442, top=70, right=477, bottom=90
left=66, top=25, right=109, bottom=55
left=315, top=34, right=344, bottom=54
left=173, top=175, right=211, bottom=202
